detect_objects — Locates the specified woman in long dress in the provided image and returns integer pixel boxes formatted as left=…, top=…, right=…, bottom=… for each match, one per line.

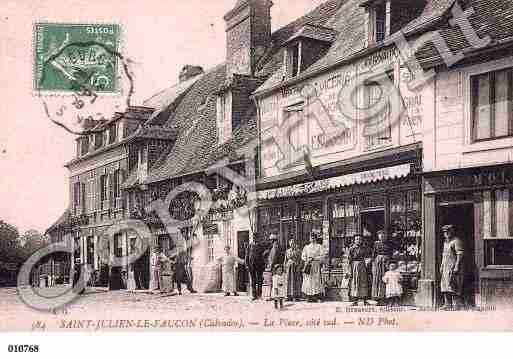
left=218, top=246, right=245, bottom=296
left=284, top=239, right=303, bottom=301
left=348, top=235, right=370, bottom=305
left=301, top=234, right=325, bottom=303
left=371, top=230, right=393, bottom=305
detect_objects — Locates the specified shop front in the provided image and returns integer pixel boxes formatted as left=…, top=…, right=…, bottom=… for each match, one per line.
left=257, top=150, right=422, bottom=304
left=421, top=164, right=513, bottom=309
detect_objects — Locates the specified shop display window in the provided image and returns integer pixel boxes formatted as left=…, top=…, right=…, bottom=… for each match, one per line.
left=300, top=202, right=324, bottom=249
left=483, top=188, right=513, bottom=266
left=330, top=198, right=358, bottom=268
left=258, top=206, right=281, bottom=241
left=390, top=190, right=421, bottom=290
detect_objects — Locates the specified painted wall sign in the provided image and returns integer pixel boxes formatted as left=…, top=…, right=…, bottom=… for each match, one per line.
left=425, top=167, right=513, bottom=193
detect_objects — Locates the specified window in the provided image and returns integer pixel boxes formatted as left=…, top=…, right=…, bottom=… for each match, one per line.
left=484, top=188, right=513, bottom=266
left=108, top=123, right=117, bottom=144
left=285, top=42, right=302, bottom=78
left=80, top=137, right=89, bottom=156
left=100, top=174, right=108, bottom=210
left=471, top=68, right=513, bottom=141
left=283, top=103, right=306, bottom=168
left=300, top=202, right=324, bottom=249
left=223, top=221, right=233, bottom=249
left=217, top=94, right=232, bottom=144
left=389, top=190, right=422, bottom=290
left=207, top=234, right=215, bottom=263
left=73, top=182, right=81, bottom=215
left=330, top=198, right=358, bottom=268
left=113, top=170, right=121, bottom=199
left=375, top=3, right=386, bottom=43
left=94, top=132, right=103, bottom=150
left=364, top=73, right=394, bottom=150
left=258, top=206, right=281, bottom=243
left=87, top=172, right=95, bottom=213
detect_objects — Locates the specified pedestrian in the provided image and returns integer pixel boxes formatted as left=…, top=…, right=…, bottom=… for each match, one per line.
left=284, top=238, right=303, bottom=301
left=382, top=262, right=403, bottom=307
left=72, top=258, right=85, bottom=295
left=174, top=247, right=197, bottom=295
left=150, top=247, right=162, bottom=292
left=245, top=233, right=266, bottom=300
left=371, top=230, right=393, bottom=305
left=272, top=264, right=286, bottom=310
left=440, top=224, right=465, bottom=310
left=218, top=245, right=245, bottom=296
left=301, top=233, right=325, bottom=303
left=348, top=234, right=370, bottom=306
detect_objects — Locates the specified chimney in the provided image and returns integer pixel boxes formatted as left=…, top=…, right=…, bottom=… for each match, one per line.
left=224, top=0, right=273, bottom=77
left=179, top=65, right=204, bottom=82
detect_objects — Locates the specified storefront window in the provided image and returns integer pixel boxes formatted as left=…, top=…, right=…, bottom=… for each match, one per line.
left=281, top=203, right=296, bottom=248
left=258, top=206, right=281, bottom=241
left=483, top=188, right=513, bottom=266
left=299, top=202, right=323, bottom=249
left=330, top=198, right=358, bottom=268
left=390, top=190, right=421, bottom=290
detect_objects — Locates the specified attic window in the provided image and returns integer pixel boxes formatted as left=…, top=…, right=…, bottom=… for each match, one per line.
left=285, top=42, right=302, bottom=78
left=364, top=0, right=426, bottom=45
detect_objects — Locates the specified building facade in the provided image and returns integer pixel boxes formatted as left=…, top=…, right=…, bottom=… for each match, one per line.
left=45, top=0, right=513, bottom=306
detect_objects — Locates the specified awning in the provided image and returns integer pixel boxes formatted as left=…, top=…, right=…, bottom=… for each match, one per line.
left=257, top=164, right=412, bottom=200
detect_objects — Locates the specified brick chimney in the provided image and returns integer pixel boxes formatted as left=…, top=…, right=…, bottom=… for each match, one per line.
left=224, top=0, right=273, bottom=77
left=179, top=65, right=204, bottom=82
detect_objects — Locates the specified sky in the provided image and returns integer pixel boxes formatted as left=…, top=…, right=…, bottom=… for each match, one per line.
left=0, top=0, right=327, bottom=233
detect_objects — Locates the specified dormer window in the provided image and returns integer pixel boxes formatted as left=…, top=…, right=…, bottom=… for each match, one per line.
left=363, top=0, right=426, bottom=45
left=216, top=92, right=232, bottom=145
left=282, top=25, right=336, bottom=79
left=108, top=123, right=117, bottom=144
left=80, top=137, right=89, bottom=156
left=94, top=132, right=104, bottom=150
left=285, top=42, right=302, bottom=78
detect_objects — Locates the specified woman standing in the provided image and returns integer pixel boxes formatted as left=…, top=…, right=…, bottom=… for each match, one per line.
left=218, top=246, right=245, bottom=296
left=371, top=230, right=393, bottom=305
left=301, top=234, right=325, bottom=303
left=284, top=239, right=303, bottom=301
left=348, top=234, right=370, bottom=306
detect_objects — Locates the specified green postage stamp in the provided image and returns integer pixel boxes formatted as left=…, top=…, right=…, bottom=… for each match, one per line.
left=34, top=23, right=121, bottom=94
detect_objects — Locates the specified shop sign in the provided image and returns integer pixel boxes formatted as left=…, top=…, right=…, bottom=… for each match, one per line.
left=205, top=210, right=234, bottom=222
left=425, top=167, right=513, bottom=193
left=258, top=164, right=411, bottom=200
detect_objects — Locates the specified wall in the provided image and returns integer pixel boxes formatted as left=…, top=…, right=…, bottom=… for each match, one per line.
left=425, top=56, right=513, bottom=172
left=259, top=44, right=428, bottom=180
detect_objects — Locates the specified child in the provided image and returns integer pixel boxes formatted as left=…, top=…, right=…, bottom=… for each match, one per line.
left=382, top=262, right=403, bottom=307
left=272, top=264, right=286, bottom=310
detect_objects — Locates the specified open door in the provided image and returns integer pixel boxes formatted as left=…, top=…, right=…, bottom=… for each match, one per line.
left=236, top=231, right=249, bottom=292
left=437, top=203, right=476, bottom=307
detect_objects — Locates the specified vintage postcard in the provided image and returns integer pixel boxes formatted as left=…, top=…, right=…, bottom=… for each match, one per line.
left=2, top=0, right=513, bottom=339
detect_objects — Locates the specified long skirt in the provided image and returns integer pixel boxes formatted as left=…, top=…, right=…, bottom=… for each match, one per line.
left=441, top=268, right=464, bottom=295
left=222, top=268, right=236, bottom=293
left=350, top=260, right=369, bottom=299
left=285, top=262, right=302, bottom=298
left=302, top=260, right=322, bottom=296
left=371, top=255, right=389, bottom=299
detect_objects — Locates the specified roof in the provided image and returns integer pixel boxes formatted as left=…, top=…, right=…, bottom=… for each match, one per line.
left=123, top=0, right=345, bottom=188
left=45, top=209, right=70, bottom=235
left=254, top=0, right=513, bottom=95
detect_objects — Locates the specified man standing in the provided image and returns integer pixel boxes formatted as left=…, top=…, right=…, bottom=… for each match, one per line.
left=174, top=247, right=197, bottom=295
left=440, top=224, right=465, bottom=310
left=245, top=233, right=266, bottom=300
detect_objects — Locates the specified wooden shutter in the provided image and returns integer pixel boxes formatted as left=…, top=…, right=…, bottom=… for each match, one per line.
left=108, top=173, right=114, bottom=209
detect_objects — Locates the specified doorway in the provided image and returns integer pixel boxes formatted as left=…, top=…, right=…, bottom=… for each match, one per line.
left=437, top=202, right=476, bottom=307
left=361, top=209, right=385, bottom=245
left=236, top=231, right=250, bottom=292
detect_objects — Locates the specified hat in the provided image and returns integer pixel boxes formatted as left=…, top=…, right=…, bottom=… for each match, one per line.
left=269, top=233, right=278, bottom=241
left=377, top=229, right=385, bottom=235
left=273, top=264, right=284, bottom=273
left=442, top=224, right=454, bottom=232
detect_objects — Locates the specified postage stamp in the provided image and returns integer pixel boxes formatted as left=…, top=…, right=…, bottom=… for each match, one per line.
left=33, top=23, right=121, bottom=94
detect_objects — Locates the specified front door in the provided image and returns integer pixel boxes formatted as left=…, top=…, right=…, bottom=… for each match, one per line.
left=437, top=202, right=476, bottom=307
left=236, top=231, right=249, bottom=292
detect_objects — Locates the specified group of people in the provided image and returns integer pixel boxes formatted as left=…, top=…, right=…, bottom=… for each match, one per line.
left=149, top=246, right=197, bottom=295
left=348, top=230, right=404, bottom=306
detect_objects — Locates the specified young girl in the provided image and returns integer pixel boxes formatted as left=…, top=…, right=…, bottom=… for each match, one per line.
left=382, top=262, right=403, bottom=307
left=272, top=264, right=286, bottom=310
